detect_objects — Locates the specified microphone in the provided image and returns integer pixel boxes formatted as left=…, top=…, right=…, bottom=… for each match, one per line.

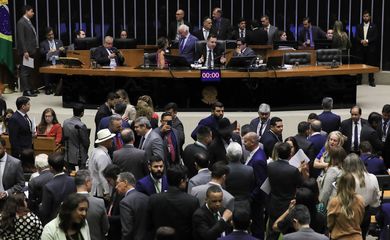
left=75, top=125, right=81, bottom=130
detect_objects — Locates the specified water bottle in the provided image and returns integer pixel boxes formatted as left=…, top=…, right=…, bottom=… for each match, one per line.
left=144, top=53, right=150, bottom=68
left=51, top=56, right=56, bottom=65
left=255, top=55, right=261, bottom=67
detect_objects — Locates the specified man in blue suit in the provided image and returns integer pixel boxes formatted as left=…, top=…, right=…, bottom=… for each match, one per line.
left=136, top=155, right=168, bottom=195
left=218, top=208, right=259, bottom=240
left=318, top=97, right=341, bottom=134
left=259, top=117, right=283, bottom=159
left=191, top=101, right=224, bottom=140
left=308, top=120, right=327, bottom=178
left=249, top=103, right=271, bottom=139
left=178, top=24, right=198, bottom=64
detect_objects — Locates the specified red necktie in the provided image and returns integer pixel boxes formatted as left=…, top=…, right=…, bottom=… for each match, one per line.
left=167, top=134, right=176, bottom=163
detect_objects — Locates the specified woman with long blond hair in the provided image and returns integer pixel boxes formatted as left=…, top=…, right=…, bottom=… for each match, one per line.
left=313, top=130, right=345, bottom=170
left=332, top=20, right=351, bottom=50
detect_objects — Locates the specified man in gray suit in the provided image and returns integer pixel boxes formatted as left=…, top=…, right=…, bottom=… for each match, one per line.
left=118, top=172, right=151, bottom=240
left=233, top=38, right=256, bottom=57
left=0, top=138, right=25, bottom=204
left=187, top=152, right=211, bottom=194
left=283, top=205, right=328, bottom=240
left=261, top=15, right=279, bottom=45
left=190, top=162, right=234, bottom=211
left=16, top=5, right=39, bottom=97
left=134, top=117, right=164, bottom=161
left=63, top=104, right=90, bottom=170
left=113, top=128, right=147, bottom=180
left=75, top=170, right=109, bottom=240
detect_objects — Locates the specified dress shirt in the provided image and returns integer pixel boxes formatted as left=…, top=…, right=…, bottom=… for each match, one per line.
left=139, top=129, right=152, bottom=149
left=265, top=25, right=270, bottom=33
left=125, top=187, right=135, bottom=196
left=351, top=119, right=362, bottom=150
left=382, top=119, right=389, bottom=142
left=105, top=48, right=117, bottom=67
left=245, top=145, right=260, bottom=165
left=48, top=40, right=56, bottom=50
left=203, top=28, right=210, bottom=40
left=195, top=141, right=208, bottom=150
left=205, top=46, right=214, bottom=68
left=24, top=16, right=38, bottom=47
left=0, top=153, right=7, bottom=192
left=239, top=29, right=246, bottom=38
left=257, top=119, right=268, bottom=136
left=363, top=22, right=369, bottom=41
left=150, top=174, right=162, bottom=193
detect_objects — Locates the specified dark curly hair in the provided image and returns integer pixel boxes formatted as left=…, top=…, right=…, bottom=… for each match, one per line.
left=58, top=193, right=89, bottom=233
left=0, top=193, right=29, bottom=232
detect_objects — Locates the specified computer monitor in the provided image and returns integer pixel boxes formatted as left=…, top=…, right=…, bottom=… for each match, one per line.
left=314, top=39, right=333, bottom=49
left=114, top=38, right=137, bottom=49
left=273, top=41, right=298, bottom=50
left=164, top=54, right=191, bottom=68
left=266, top=56, right=284, bottom=69
left=74, top=37, right=99, bottom=50
left=226, top=56, right=256, bottom=69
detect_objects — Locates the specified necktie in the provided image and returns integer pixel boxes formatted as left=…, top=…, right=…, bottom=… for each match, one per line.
left=207, top=50, right=212, bottom=68
left=353, top=122, right=359, bottom=151
left=139, top=136, right=145, bottom=149
left=167, top=134, right=176, bottom=163
left=240, top=30, right=243, bottom=38
left=259, top=121, right=264, bottom=136
left=179, top=38, right=185, bottom=52
left=154, top=179, right=161, bottom=193
left=204, top=30, right=208, bottom=40
left=114, top=135, right=123, bottom=150
left=383, top=121, right=388, bottom=138
left=24, top=114, right=32, bottom=132
left=27, top=20, right=38, bottom=47
left=214, top=212, right=219, bottom=221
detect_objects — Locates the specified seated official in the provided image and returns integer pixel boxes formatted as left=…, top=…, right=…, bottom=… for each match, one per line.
left=197, top=34, right=226, bottom=68
left=233, top=38, right=256, bottom=57
left=120, top=29, right=128, bottom=39
left=94, top=36, right=124, bottom=67
left=156, top=37, right=169, bottom=69
left=276, top=31, right=296, bottom=50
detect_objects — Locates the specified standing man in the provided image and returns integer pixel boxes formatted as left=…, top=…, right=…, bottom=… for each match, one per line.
left=357, top=11, right=378, bottom=87
left=260, top=117, right=284, bottom=158
left=136, top=155, right=168, bottom=196
left=298, top=17, right=326, bottom=47
left=246, top=20, right=268, bottom=45
left=164, top=102, right=185, bottom=151
left=318, top=97, right=341, bottom=134
left=17, top=5, right=38, bottom=97
left=191, top=101, right=225, bottom=140
left=249, top=103, right=271, bottom=139
left=193, top=17, right=214, bottom=41
left=232, top=18, right=249, bottom=40
left=178, top=24, right=198, bottom=64
left=211, top=7, right=233, bottom=40
left=261, top=15, right=279, bottom=45
left=169, top=9, right=192, bottom=41
left=134, top=117, right=164, bottom=161
left=8, top=96, right=33, bottom=159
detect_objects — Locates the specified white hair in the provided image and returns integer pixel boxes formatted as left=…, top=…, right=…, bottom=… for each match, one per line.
left=35, top=154, right=49, bottom=169
left=226, top=142, right=243, bottom=162
left=258, top=103, right=270, bottom=113
left=178, top=24, right=189, bottom=33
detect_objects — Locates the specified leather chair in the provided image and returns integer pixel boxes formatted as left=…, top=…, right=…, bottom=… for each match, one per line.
left=143, top=52, right=157, bottom=65
left=283, top=52, right=312, bottom=65
left=90, top=47, right=97, bottom=60
left=316, top=49, right=342, bottom=66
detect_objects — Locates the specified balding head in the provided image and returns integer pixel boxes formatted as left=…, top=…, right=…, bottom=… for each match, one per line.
left=243, top=132, right=259, bottom=151
left=176, top=9, right=185, bottom=21
left=310, top=120, right=322, bottom=133
left=104, top=36, right=114, bottom=48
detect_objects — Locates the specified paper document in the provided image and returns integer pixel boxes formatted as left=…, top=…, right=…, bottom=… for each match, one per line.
left=23, top=57, right=34, bottom=68
left=289, top=149, right=310, bottom=168
left=260, top=178, right=271, bottom=195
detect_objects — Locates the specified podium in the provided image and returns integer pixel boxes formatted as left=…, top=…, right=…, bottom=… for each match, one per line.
left=1, top=134, right=57, bottom=155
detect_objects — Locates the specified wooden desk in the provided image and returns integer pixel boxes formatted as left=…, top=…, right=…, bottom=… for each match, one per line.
left=1, top=134, right=57, bottom=156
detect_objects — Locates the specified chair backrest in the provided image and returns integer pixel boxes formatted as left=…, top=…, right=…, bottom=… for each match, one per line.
left=283, top=52, right=312, bottom=65
left=90, top=47, right=97, bottom=60
left=216, top=40, right=226, bottom=53
left=377, top=175, right=390, bottom=202
left=144, top=52, right=157, bottom=65
left=195, top=40, right=207, bottom=57
left=316, top=49, right=342, bottom=65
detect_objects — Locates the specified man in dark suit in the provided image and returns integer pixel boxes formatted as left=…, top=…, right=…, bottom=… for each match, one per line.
left=169, top=9, right=192, bottom=41
left=196, top=34, right=226, bottom=68
left=75, top=170, right=109, bottom=240
left=249, top=103, right=271, bottom=139
left=94, top=36, right=125, bottom=67
left=298, top=17, right=326, bottom=47
left=217, top=208, right=258, bottom=240
left=39, top=27, right=66, bottom=94
left=63, top=104, right=90, bottom=170
left=0, top=138, right=25, bottom=205
left=136, top=155, right=168, bottom=196
left=177, top=24, right=198, bottom=64
left=94, top=92, right=119, bottom=142
left=242, top=132, right=267, bottom=239
left=260, top=117, right=283, bottom=158
left=246, top=20, right=268, bottom=45
left=318, top=97, right=341, bottom=134
left=211, top=8, right=233, bottom=40
left=360, top=141, right=387, bottom=175
left=294, top=121, right=316, bottom=161
left=113, top=128, right=147, bottom=180
left=40, top=153, right=76, bottom=225
left=153, top=112, right=181, bottom=167
left=191, top=101, right=225, bottom=140
left=267, top=143, right=303, bottom=240
left=378, top=104, right=390, bottom=144
left=308, top=120, right=327, bottom=178
left=261, top=15, right=279, bottom=45
left=118, top=172, right=151, bottom=240
left=193, top=17, right=214, bottom=41
left=150, top=165, right=199, bottom=240
left=16, top=5, right=38, bottom=97
left=8, top=96, right=33, bottom=158
left=164, top=102, right=185, bottom=152
left=340, top=105, right=382, bottom=154
left=134, top=117, right=165, bottom=161
left=233, top=38, right=256, bottom=57
left=356, top=11, right=378, bottom=87
left=28, top=154, right=53, bottom=215
left=188, top=152, right=212, bottom=194
left=184, top=126, right=212, bottom=178
left=232, top=18, right=250, bottom=40
left=97, top=103, right=131, bottom=131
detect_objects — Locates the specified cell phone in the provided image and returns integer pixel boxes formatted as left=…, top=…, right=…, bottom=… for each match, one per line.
left=167, top=120, right=173, bottom=126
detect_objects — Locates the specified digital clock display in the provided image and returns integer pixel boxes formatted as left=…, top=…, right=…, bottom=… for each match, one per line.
left=200, top=69, right=221, bottom=82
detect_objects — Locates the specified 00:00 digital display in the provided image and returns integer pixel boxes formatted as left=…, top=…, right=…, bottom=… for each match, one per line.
left=200, top=69, right=221, bottom=82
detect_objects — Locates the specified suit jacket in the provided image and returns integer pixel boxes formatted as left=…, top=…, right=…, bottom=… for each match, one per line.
left=360, top=153, right=387, bottom=175
left=1, top=154, right=25, bottom=195
left=356, top=22, right=378, bottom=50
left=298, top=26, right=326, bottom=45
left=150, top=186, right=199, bottom=240
left=94, top=103, right=112, bottom=130
left=196, top=45, right=225, bottom=67
left=192, top=204, right=231, bottom=240
left=208, top=133, right=242, bottom=166
left=107, top=191, right=124, bottom=240
left=179, top=34, right=198, bottom=64
left=245, top=148, right=267, bottom=199
left=136, top=175, right=168, bottom=196
left=266, top=25, right=279, bottom=45
left=283, top=227, right=328, bottom=240
left=28, top=169, right=54, bottom=215
left=211, top=17, right=233, bottom=40
left=191, top=115, right=219, bottom=141
left=233, top=47, right=256, bottom=57
left=78, top=193, right=109, bottom=240
left=259, top=130, right=282, bottom=158
left=226, top=162, right=255, bottom=201
left=294, top=134, right=316, bottom=160
left=16, top=16, right=37, bottom=56
left=120, top=189, right=151, bottom=240
left=172, top=116, right=185, bottom=152
left=40, top=173, right=76, bottom=225
left=140, top=129, right=165, bottom=161
left=152, top=127, right=181, bottom=165
left=249, top=118, right=271, bottom=138
left=8, top=111, right=33, bottom=158
left=113, top=144, right=147, bottom=180
left=89, top=146, right=112, bottom=197
left=232, top=28, right=250, bottom=40
left=308, top=133, right=327, bottom=156
left=41, top=216, right=90, bottom=240
left=383, top=132, right=390, bottom=168
left=218, top=230, right=259, bottom=240
left=268, top=160, right=302, bottom=220
left=183, top=142, right=209, bottom=178
left=63, top=116, right=90, bottom=165
left=193, top=28, right=215, bottom=41
left=318, top=111, right=341, bottom=134
left=93, top=45, right=125, bottom=66
left=188, top=168, right=212, bottom=194
left=340, top=118, right=382, bottom=153
left=39, top=39, right=66, bottom=63
left=191, top=182, right=235, bottom=211
left=98, top=116, right=131, bottom=131
left=168, top=20, right=192, bottom=40
left=246, top=28, right=268, bottom=45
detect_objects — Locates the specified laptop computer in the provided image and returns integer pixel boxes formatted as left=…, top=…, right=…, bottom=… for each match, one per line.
left=266, top=56, right=284, bottom=69
left=164, top=54, right=191, bottom=69
left=226, top=56, right=256, bottom=70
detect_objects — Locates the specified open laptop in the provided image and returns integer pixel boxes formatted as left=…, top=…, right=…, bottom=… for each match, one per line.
left=164, top=54, right=191, bottom=69
left=266, top=56, right=284, bottom=69
left=226, top=56, right=256, bottom=70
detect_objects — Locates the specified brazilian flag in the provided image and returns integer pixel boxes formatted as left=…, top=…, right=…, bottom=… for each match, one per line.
left=0, top=1, right=14, bottom=74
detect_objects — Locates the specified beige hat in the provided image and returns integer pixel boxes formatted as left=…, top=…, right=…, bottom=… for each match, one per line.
left=95, top=129, right=115, bottom=144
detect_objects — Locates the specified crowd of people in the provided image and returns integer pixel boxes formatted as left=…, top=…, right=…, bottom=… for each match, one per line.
left=0, top=90, right=390, bottom=240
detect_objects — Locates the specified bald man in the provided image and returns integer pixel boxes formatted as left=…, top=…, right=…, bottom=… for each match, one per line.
left=211, top=7, right=233, bottom=40
left=93, top=36, right=124, bottom=67
left=169, top=9, right=192, bottom=41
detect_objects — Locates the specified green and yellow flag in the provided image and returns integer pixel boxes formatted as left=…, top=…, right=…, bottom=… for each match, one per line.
left=0, top=0, right=14, bottom=74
